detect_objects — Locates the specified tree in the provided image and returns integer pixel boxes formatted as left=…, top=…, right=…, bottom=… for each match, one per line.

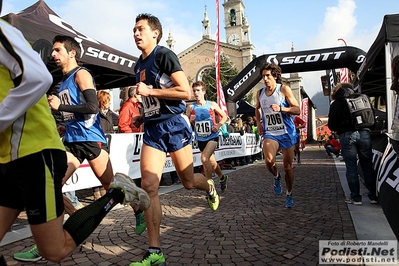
left=201, top=52, right=239, bottom=102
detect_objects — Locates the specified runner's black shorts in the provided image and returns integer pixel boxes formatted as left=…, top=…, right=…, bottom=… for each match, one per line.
left=197, top=137, right=219, bottom=152
left=64, top=141, right=109, bottom=163
left=0, top=149, right=67, bottom=224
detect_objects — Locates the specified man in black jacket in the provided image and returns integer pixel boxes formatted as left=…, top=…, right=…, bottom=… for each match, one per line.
left=328, top=83, right=378, bottom=205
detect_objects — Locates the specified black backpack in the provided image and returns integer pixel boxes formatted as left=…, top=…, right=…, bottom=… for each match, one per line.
left=344, top=93, right=375, bottom=129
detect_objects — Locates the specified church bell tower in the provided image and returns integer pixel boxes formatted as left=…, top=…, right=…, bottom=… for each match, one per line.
left=223, top=0, right=251, bottom=47
left=222, top=0, right=253, bottom=67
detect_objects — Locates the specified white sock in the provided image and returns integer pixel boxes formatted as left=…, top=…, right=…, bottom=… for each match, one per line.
left=208, top=185, right=214, bottom=196
left=149, top=248, right=161, bottom=254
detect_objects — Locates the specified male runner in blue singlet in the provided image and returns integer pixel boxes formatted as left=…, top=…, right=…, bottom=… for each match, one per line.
left=130, top=13, right=219, bottom=266
left=255, top=63, right=300, bottom=208
left=186, top=81, right=229, bottom=192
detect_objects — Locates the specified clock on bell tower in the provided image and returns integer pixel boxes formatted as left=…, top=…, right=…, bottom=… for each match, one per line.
left=228, top=33, right=240, bottom=45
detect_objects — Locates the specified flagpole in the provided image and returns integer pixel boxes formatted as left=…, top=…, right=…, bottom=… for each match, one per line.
left=338, top=38, right=349, bottom=83
left=215, top=0, right=228, bottom=115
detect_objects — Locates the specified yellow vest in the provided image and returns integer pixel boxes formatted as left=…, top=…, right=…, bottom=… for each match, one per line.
left=0, top=66, right=65, bottom=163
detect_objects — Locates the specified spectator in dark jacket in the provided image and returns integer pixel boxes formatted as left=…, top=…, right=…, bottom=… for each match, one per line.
left=227, top=116, right=235, bottom=133
left=244, top=116, right=254, bottom=134
left=328, top=83, right=377, bottom=205
left=98, top=90, right=117, bottom=134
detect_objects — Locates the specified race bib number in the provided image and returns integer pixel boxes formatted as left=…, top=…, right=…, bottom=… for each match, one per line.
left=142, top=96, right=161, bottom=118
left=265, top=112, right=285, bottom=131
left=195, top=121, right=211, bottom=137
left=59, top=90, right=75, bottom=121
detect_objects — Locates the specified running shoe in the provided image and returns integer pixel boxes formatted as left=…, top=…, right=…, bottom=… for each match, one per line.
left=220, top=175, right=229, bottom=192
left=206, top=179, right=219, bottom=211
left=110, top=173, right=150, bottom=210
left=285, top=194, right=294, bottom=208
left=273, top=175, right=282, bottom=195
left=13, top=245, right=42, bottom=262
left=345, top=198, right=362, bottom=205
left=135, top=211, right=146, bottom=235
left=369, top=199, right=378, bottom=204
left=129, top=251, right=166, bottom=266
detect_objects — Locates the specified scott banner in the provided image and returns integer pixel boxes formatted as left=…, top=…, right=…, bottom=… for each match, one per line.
left=223, top=46, right=366, bottom=106
left=372, top=133, right=399, bottom=239
left=62, top=133, right=262, bottom=192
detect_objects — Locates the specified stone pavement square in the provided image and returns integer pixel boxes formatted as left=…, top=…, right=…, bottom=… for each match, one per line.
left=0, top=145, right=365, bottom=265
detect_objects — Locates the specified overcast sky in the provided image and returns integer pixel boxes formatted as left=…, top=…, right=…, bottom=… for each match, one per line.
left=2, top=0, right=398, bottom=98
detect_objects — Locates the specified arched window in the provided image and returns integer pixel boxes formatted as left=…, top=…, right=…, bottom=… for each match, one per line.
left=230, top=9, right=236, bottom=26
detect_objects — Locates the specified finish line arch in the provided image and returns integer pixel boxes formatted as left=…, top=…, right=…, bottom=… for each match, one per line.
left=223, top=46, right=366, bottom=116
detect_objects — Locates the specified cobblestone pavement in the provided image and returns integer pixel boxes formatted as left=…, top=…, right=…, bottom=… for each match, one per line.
left=1, top=144, right=358, bottom=265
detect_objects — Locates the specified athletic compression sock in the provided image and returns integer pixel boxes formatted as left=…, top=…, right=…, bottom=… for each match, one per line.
left=0, top=255, right=7, bottom=266
left=63, top=188, right=124, bottom=246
